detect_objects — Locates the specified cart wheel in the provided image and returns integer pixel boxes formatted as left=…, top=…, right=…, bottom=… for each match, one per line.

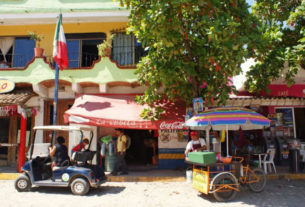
left=71, top=178, right=90, bottom=196
left=14, top=174, right=31, bottom=192
left=248, top=168, right=266, bottom=192
left=213, top=174, right=238, bottom=202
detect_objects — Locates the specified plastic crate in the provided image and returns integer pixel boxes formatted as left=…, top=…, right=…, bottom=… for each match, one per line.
left=188, top=152, right=217, bottom=165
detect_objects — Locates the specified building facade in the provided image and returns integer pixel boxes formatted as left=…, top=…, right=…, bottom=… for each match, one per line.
left=0, top=0, right=187, bottom=170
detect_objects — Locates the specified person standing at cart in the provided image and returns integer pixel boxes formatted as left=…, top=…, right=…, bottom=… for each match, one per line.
left=112, top=129, right=128, bottom=175
left=185, top=131, right=207, bottom=161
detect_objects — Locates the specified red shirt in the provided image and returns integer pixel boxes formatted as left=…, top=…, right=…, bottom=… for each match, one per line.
left=72, top=143, right=85, bottom=152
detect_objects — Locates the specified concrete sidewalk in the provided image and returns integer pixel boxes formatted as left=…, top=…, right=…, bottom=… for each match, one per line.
left=1, top=168, right=305, bottom=182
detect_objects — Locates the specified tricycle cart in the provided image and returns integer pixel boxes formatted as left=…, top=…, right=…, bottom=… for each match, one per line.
left=187, top=156, right=266, bottom=202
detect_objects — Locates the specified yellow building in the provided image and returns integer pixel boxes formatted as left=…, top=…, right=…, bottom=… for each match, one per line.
left=0, top=0, right=187, bottom=171
left=0, top=0, right=148, bottom=167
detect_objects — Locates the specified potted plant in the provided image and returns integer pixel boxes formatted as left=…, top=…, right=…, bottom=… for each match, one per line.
left=97, top=34, right=114, bottom=57
left=28, top=31, right=45, bottom=57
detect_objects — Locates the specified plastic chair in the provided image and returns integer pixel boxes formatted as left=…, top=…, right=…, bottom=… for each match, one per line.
left=262, top=149, right=277, bottom=174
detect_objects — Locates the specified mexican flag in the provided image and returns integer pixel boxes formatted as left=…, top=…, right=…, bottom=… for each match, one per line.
left=53, top=14, right=68, bottom=70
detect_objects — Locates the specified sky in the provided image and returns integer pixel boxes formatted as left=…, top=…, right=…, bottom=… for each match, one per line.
left=247, top=0, right=255, bottom=6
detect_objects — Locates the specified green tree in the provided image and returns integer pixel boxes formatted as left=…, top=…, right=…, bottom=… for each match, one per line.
left=119, top=0, right=260, bottom=110
left=245, top=0, right=305, bottom=93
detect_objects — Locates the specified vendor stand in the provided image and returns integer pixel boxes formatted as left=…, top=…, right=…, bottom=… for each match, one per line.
left=184, top=107, right=270, bottom=201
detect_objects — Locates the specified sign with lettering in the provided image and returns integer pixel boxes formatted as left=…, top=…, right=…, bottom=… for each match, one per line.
left=192, top=169, right=209, bottom=194
left=159, top=121, right=184, bottom=130
left=0, top=79, right=15, bottom=94
left=0, top=105, right=17, bottom=116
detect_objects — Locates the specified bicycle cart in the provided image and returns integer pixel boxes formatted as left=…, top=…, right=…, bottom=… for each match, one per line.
left=187, top=156, right=266, bottom=202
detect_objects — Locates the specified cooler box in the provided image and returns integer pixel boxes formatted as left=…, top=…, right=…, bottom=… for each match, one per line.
left=188, top=152, right=217, bottom=165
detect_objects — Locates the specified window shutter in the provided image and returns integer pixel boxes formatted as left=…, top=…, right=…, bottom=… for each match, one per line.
left=12, top=39, right=35, bottom=67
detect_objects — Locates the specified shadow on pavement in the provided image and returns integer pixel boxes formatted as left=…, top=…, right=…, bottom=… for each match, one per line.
left=29, top=185, right=126, bottom=196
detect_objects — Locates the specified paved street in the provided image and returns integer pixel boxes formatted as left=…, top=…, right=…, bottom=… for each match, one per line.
left=1, top=179, right=305, bottom=207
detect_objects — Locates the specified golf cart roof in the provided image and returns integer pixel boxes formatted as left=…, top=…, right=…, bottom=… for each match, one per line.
left=33, top=125, right=94, bottom=132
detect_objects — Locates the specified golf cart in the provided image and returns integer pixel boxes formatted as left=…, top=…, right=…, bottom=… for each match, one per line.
left=14, top=125, right=106, bottom=195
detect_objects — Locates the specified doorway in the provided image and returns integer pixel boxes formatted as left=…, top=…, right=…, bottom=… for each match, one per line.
left=124, top=129, right=158, bottom=168
left=0, top=117, right=10, bottom=165
left=294, top=108, right=305, bottom=141
left=44, top=99, right=74, bottom=144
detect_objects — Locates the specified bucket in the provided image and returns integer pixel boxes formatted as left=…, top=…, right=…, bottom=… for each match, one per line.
left=105, top=155, right=118, bottom=172
left=186, top=169, right=193, bottom=183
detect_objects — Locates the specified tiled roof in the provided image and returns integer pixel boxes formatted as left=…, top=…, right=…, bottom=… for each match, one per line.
left=0, top=89, right=35, bottom=106
left=213, top=96, right=305, bottom=107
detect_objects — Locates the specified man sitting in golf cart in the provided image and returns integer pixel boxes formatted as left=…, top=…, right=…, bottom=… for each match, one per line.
left=49, top=136, right=70, bottom=169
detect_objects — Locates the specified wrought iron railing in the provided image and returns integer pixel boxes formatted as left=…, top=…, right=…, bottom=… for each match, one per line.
left=0, top=49, right=146, bottom=69
left=111, top=45, right=146, bottom=67
left=0, top=53, right=34, bottom=69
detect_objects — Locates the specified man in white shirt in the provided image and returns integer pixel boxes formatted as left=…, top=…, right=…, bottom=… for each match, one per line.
left=185, top=131, right=207, bottom=160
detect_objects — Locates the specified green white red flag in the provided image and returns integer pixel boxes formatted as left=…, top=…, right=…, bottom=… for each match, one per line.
left=53, top=14, right=68, bottom=70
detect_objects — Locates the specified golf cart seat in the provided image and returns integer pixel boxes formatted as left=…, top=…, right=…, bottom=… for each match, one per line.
left=73, top=151, right=96, bottom=166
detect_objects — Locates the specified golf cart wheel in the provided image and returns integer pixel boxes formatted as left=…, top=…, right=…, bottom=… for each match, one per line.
left=15, top=174, right=31, bottom=192
left=213, top=174, right=238, bottom=202
left=71, top=178, right=90, bottom=195
left=248, top=168, right=266, bottom=193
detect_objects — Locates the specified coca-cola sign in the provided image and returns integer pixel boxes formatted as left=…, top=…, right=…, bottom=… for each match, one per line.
left=159, top=121, right=184, bottom=130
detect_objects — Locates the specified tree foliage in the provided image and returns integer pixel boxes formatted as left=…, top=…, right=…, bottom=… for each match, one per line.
left=120, top=0, right=260, bottom=107
left=245, top=0, right=305, bottom=93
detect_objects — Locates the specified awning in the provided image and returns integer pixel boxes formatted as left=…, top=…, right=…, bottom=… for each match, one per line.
left=0, top=89, right=34, bottom=106
left=64, top=94, right=186, bottom=130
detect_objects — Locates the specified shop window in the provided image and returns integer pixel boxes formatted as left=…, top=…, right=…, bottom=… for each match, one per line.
left=66, top=33, right=106, bottom=68
left=111, top=33, right=146, bottom=67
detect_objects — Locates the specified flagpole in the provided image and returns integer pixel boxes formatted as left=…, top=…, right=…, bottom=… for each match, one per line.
left=52, top=63, right=59, bottom=144
left=52, top=13, right=68, bottom=144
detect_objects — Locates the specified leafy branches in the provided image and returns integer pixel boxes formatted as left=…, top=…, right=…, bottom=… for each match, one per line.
left=120, top=0, right=259, bottom=107
left=245, top=0, right=305, bottom=92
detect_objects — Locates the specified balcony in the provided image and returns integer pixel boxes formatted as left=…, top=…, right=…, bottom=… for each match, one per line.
left=0, top=45, right=146, bottom=69
left=0, top=53, right=35, bottom=69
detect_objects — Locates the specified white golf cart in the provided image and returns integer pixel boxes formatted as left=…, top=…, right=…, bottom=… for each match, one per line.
left=14, top=125, right=106, bottom=195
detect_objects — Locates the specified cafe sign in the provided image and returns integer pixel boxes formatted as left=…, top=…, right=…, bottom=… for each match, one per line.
left=0, top=79, right=15, bottom=94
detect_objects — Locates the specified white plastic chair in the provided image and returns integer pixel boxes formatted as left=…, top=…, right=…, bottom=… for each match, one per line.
left=262, top=148, right=277, bottom=174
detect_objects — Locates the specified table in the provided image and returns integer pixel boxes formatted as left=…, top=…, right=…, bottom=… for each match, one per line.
left=252, top=153, right=266, bottom=168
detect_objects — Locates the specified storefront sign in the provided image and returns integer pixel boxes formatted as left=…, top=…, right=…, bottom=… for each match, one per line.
left=159, top=121, right=184, bottom=130
left=0, top=105, right=17, bottom=116
left=0, top=79, right=15, bottom=94
left=192, top=169, right=209, bottom=194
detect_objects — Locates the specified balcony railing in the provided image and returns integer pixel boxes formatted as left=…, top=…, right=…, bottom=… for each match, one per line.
left=0, top=53, right=34, bottom=69
left=111, top=45, right=146, bottom=67
left=0, top=48, right=146, bottom=69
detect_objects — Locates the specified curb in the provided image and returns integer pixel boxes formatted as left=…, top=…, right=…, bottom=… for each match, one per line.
left=1, top=173, right=305, bottom=182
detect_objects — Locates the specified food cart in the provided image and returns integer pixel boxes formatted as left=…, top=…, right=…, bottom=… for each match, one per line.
left=187, top=153, right=266, bottom=202
left=184, top=107, right=271, bottom=201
